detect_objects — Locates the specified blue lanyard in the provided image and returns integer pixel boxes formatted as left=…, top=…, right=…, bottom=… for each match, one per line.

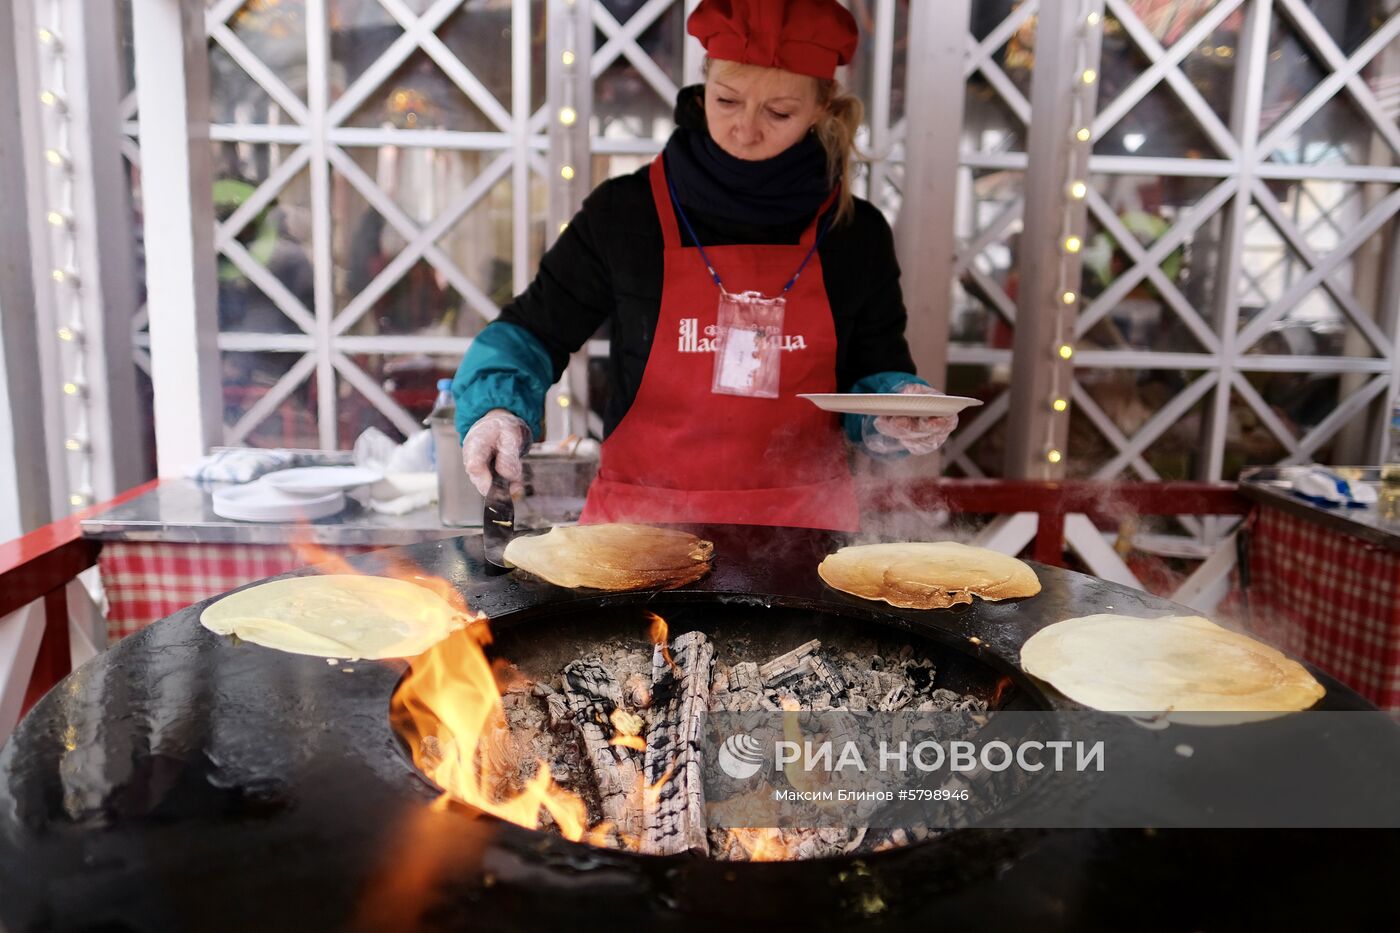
left=665, top=165, right=833, bottom=296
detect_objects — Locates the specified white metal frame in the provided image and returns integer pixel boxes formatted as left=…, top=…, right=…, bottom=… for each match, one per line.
left=127, top=0, right=924, bottom=449
left=1072, top=0, right=1400, bottom=484
left=118, top=0, right=1400, bottom=534
left=943, top=0, right=1400, bottom=494
left=12, top=0, right=148, bottom=498
left=0, top=0, right=51, bottom=535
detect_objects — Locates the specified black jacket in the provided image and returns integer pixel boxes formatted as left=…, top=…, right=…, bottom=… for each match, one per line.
left=498, top=98, right=918, bottom=436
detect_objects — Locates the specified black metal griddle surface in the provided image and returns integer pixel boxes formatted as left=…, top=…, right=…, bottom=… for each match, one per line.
left=1, top=524, right=1397, bottom=932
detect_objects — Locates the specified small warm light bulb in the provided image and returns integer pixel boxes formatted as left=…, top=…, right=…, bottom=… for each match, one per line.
left=558, top=395, right=571, bottom=409
left=1081, top=69, right=1098, bottom=85
left=1086, top=12, right=1101, bottom=26
left=1075, top=127, right=1092, bottom=142
left=44, top=149, right=69, bottom=169
left=1069, top=180, right=1087, bottom=199
left=68, top=492, right=87, bottom=507
left=560, top=164, right=575, bottom=181
left=51, top=267, right=67, bottom=283
left=47, top=209, right=70, bottom=227
left=1052, top=398, right=1069, bottom=413
left=1064, top=235, right=1082, bottom=253
left=1058, top=344, right=1074, bottom=360
left=38, top=27, right=56, bottom=45
left=1061, top=290, right=1076, bottom=305
left=558, top=221, right=569, bottom=234
left=1047, top=449, right=1063, bottom=464
left=39, top=89, right=66, bottom=111
left=57, top=325, right=77, bottom=342
left=559, top=106, right=577, bottom=126
left=65, top=437, right=85, bottom=452
left=62, top=380, right=82, bottom=396
left=561, top=50, right=576, bottom=66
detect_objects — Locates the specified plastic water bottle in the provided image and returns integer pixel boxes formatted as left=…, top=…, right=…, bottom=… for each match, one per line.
left=1381, top=400, right=1400, bottom=519
left=425, top=378, right=477, bottom=526
left=431, top=379, right=454, bottom=417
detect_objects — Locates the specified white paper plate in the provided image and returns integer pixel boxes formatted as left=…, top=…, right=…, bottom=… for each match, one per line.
left=212, top=482, right=346, bottom=522
left=262, top=466, right=383, bottom=494
left=797, top=393, right=984, bottom=417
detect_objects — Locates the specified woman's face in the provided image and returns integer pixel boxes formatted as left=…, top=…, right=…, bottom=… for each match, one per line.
left=703, top=63, right=823, bottom=161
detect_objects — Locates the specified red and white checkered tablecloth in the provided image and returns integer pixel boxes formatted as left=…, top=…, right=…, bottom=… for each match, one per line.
left=99, top=541, right=378, bottom=643
left=1247, top=505, right=1400, bottom=710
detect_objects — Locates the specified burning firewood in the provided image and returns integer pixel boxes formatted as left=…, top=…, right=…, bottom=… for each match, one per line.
left=474, top=622, right=1008, bottom=861
left=641, top=630, right=714, bottom=856
left=561, top=659, right=645, bottom=835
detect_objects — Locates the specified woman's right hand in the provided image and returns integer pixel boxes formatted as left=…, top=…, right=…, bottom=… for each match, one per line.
left=461, top=408, right=531, bottom=497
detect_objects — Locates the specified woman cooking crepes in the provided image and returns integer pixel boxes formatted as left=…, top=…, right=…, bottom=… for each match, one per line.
left=453, top=0, right=955, bottom=533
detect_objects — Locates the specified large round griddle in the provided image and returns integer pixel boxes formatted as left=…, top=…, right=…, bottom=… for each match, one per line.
left=1, top=524, right=1397, bottom=931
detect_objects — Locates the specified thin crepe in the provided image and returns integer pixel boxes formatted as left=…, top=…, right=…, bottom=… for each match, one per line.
left=1020, top=613, right=1325, bottom=723
left=200, top=574, right=468, bottom=659
left=503, top=523, right=714, bottom=591
left=818, top=542, right=1041, bottom=609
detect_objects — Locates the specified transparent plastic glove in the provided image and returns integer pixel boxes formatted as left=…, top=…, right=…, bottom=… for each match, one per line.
left=864, top=383, right=959, bottom=456
left=462, top=408, right=531, bottom=497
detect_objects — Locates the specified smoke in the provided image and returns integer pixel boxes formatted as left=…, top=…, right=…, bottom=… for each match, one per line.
left=849, top=453, right=980, bottom=546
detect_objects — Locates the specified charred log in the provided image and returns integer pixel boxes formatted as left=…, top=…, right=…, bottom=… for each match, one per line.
left=641, top=631, right=714, bottom=856
left=562, top=659, right=644, bottom=834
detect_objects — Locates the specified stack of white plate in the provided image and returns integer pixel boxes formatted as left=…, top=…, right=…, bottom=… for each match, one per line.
left=211, top=467, right=383, bottom=522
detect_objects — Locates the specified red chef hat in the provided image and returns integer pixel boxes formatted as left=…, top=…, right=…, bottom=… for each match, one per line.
left=687, top=0, right=860, bottom=81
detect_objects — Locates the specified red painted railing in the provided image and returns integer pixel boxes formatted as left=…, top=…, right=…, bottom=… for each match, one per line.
left=865, top=479, right=1250, bottom=565
left=0, top=480, right=158, bottom=715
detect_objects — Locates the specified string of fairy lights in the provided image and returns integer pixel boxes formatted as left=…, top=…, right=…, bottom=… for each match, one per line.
left=557, top=0, right=581, bottom=234
left=550, top=0, right=595, bottom=431
left=37, top=0, right=92, bottom=509
left=1042, top=1, right=1104, bottom=471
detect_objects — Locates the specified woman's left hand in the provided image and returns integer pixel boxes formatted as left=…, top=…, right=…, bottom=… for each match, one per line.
left=869, top=383, right=958, bottom=456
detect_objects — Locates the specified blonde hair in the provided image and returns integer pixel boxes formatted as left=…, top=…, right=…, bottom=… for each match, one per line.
left=704, top=59, right=864, bottom=225
left=814, top=78, right=863, bottom=226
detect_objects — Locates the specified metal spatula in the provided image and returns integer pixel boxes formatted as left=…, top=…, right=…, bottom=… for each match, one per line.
left=482, top=468, right=515, bottom=571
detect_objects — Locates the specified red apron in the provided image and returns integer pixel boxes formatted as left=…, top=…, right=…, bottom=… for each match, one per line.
left=580, top=156, right=860, bottom=531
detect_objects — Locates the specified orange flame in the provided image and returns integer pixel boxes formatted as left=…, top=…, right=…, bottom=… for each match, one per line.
left=990, top=675, right=1014, bottom=708
left=289, top=528, right=589, bottom=840
left=395, top=622, right=590, bottom=840
left=646, top=611, right=680, bottom=675
left=607, top=708, right=646, bottom=752
left=729, top=827, right=788, bottom=861
left=294, top=533, right=486, bottom=626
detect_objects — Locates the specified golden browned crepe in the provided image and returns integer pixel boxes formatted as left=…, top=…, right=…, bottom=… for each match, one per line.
left=1020, top=613, right=1325, bottom=723
left=200, top=574, right=469, bottom=659
left=503, top=523, right=714, bottom=591
left=818, top=541, right=1041, bottom=609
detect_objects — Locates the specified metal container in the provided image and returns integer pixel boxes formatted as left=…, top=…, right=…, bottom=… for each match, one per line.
left=432, top=428, right=599, bottom=529
left=516, top=447, right=599, bottom=527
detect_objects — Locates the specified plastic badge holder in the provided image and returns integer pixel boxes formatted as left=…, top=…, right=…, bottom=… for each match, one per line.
left=711, top=289, right=785, bottom=399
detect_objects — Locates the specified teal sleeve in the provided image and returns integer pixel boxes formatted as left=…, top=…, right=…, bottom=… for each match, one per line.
left=452, top=321, right=555, bottom=442
left=842, top=371, right=931, bottom=458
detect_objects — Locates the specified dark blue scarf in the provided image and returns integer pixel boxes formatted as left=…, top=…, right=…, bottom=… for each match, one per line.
left=663, top=85, right=832, bottom=227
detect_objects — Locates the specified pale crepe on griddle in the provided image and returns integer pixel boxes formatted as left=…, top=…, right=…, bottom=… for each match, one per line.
left=1020, top=613, right=1325, bottom=723
left=818, top=542, right=1040, bottom=609
left=503, top=523, right=713, bottom=591
left=200, top=574, right=468, bottom=659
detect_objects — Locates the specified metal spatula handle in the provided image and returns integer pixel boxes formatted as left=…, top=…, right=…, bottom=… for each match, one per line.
left=482, top=464, right=515, bottom=570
